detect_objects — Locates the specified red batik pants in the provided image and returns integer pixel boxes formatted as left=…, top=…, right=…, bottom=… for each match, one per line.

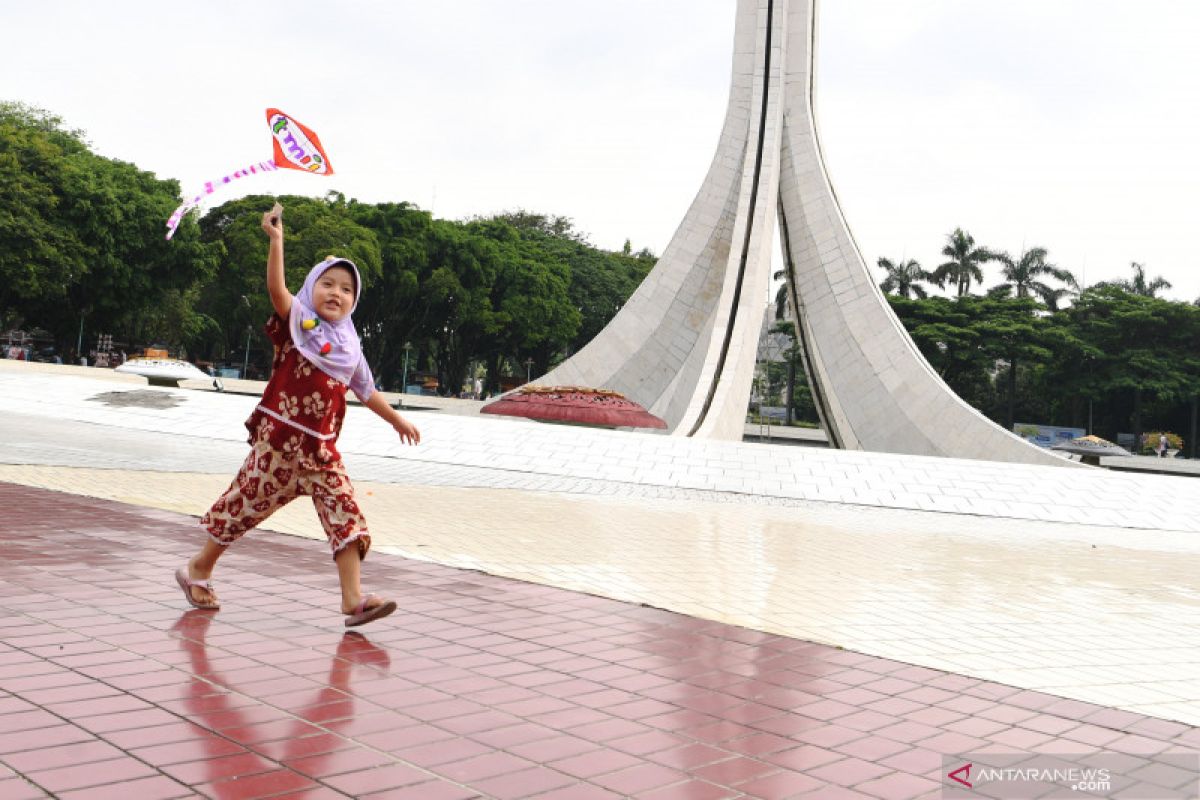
left=201, top=442, right=370, bottom=558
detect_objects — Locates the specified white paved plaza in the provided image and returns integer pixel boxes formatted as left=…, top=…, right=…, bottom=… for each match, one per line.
left=2, top=360, right=1199, bottom=727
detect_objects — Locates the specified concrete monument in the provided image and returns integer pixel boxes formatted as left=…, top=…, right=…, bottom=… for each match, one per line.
left=535, top=0, right=1067, bottom=466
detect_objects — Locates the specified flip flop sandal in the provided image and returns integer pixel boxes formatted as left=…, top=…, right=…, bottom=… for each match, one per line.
left=344, top=595, right=396, bottom=627
left=175, top=567, right=220, bottom=610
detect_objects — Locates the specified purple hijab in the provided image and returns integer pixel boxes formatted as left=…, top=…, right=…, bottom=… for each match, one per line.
left=288, top=256, right=374, bottom=401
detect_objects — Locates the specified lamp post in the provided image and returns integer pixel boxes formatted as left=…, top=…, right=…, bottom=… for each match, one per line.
left=242, top=327, right=252, bottom=378
left=524, top=358, right=533, bottom=384
left=241, top=296, right=252, bottom=379
left=76, top=305, right=90, bottom=362
left=400, top=341, right=412, bottom=403
left=1190, top=396, right=1197, bottom=460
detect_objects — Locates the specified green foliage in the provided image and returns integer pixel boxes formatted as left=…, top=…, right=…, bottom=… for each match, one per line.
left=0, top=102, right=88, bottom=313
left=0, top=101, right=222, bottom=355
left=1098, top=262, right=1173, bottom=298
left=191, top=197, right=636, bottom=393
left=877, top=256, right=933, bottom=299
left=888, top=287, right=1200, bottom=442
left=197, top=193, right=380, bottom=365
left=9, top=103, right=1195, bottom=445
left=993, top=246, right=1077, bottom=309
left=0, top=104, right=643, bottom=388
left=767, top=319, right=819, bottom=425
left=1058, top=285, right=1200, bottom=402
left=932, top=227, right=998, bottom=297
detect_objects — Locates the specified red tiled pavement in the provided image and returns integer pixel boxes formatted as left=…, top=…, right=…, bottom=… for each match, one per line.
left=0, top=482, right=1196, bottom=799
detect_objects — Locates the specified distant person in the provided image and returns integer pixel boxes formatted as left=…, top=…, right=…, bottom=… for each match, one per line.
left=176, top=204, right=420, bottom=627
left=473, top=377, right=483, bottom=400
left=206, top=364, right=225, bottom=393
left=1158, top=433, right=1169, bottom=458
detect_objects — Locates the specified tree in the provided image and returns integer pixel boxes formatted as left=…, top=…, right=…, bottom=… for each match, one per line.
left=428, top=219, right=507, bottom=395
left=198, top=193, right=379, bottom=370
left=887, top=295, right=1063, bottom=427
left=483, top=210, right=587, bottom=243
left=347, top=200, right=436, bottom=386
left=767, top=319, right=819, bottom=425
left=484, top=210, right=651, bottom=357
left=1054, top=285, right=1200, bottom=444
left=0, top=102, right=222, bottom=356
left=1112, top=261, right=1172, bottom=298
left=471, top=216, right=582, bottom=389
left=1036, top=285, right=1077, bottom=313
left=0, top=105, right=678, bottom=395
left=877, top=257, right=933, bottom=299
left=972, top=297, right=1058, bottom=430
left=993, top=246, right=1078, bottom=309
left=888, top=295, right=991, bottom=406
left=494, top=244, right=580, bottom=379
left=0, top=102, right=89, bottom=321
left=932, top=228, right=998, bottom=297
left=772, top=269, right=790, bottom=321
left=557, top=239, right=651, bottom=354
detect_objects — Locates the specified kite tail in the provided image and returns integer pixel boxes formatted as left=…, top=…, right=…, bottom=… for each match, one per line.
left=165, top=160, right=279, bottom=240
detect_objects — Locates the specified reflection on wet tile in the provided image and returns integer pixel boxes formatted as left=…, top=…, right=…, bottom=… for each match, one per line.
left=1, top=482, right=1198, bottom=799
left=2, top=464, right=1199, bottom=727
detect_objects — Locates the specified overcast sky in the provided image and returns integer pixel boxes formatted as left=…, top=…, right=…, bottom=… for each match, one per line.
left=5, top=1, right=1199, bottom=302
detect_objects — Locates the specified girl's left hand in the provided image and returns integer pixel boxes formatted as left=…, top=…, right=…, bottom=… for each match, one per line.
left=393, top=416, right=421, bottom=445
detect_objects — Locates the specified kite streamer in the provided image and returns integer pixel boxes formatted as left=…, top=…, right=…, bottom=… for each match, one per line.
left=165, top=109, right=334, bottom=240
left=165, top=160, right=279, bottom=240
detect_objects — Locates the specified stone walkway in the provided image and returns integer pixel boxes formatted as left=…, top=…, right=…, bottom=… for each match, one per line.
left=3, top=484, right=1198, bottom=799
left=3, top=364, right=1200, bottom=797
left=4, top=412, right=1200, bottom=727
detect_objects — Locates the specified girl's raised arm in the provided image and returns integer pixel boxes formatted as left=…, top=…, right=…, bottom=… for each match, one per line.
left=263, top=203, right=291, bottom=319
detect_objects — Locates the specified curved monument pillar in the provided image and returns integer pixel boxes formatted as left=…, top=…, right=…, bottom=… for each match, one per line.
left=537, top=0, right=1070, bottom=467
left=536, top=0, right=782, bottom=441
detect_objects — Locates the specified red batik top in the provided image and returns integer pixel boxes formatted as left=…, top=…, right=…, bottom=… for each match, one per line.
left=245, top=314, right=348, bottom=466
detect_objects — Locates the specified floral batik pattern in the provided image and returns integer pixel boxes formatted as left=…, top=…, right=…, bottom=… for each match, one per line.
left=201, top=442, right=370, bottom=559
left=244, top=313, right=350, bottom=466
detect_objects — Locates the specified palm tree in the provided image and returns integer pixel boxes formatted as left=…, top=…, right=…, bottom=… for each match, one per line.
left=994, top=247, right=1078, bottom=308
left=1039, top=286, right=1077, bottom=312
left=773, top=268, right=790, bottom=321
left=770, top=269, right=802, bottom=426
left=1119, top=262, right=1172, bottom=298
left=877, top=257, right=933, bottom=299
left=933, top=228, right=998, bottom=297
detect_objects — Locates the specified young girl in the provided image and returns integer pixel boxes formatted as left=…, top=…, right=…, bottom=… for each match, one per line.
left=176, top=204, right=420, bottom=627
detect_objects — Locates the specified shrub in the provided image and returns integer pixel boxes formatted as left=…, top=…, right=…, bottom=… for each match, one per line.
left=1140, top=431, right=1183, bottom=455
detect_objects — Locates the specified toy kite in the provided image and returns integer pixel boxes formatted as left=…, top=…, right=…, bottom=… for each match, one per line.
left=165, top=108, right=334, bottom=240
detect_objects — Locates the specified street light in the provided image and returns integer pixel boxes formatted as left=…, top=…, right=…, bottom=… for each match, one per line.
left=76, top=305, right=91, bottom=363
left=241, top=296, right=252, bottom=379
left=399, top=342, right=412, bottom=407
left=524, top=358, right=533, bottom=384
